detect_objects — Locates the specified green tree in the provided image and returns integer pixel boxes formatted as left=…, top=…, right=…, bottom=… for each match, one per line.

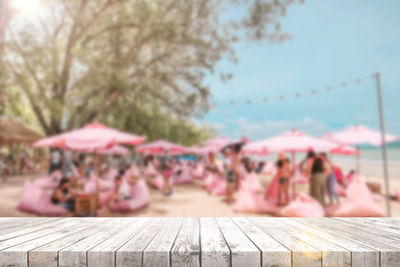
left=3, top=0, right=299, bottom=143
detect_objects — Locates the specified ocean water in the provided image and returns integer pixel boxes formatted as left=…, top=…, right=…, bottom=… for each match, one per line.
left=252, top=148, right=400, bottom=179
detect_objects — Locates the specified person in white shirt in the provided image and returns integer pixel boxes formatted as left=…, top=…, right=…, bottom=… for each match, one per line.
left=63, top=149, right=74, bottom=177
left=49, top=149, right=62, bottom=174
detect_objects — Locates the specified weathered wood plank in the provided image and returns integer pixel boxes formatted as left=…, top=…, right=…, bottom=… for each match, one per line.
left=273, top=218, right=351, bottom=267
left=0, top=218, right=78, bottom=251
left=87, top=218, right=151, bottom=267
left=171, top=218, right=200, bottom=267
left=250, top=218, right=321, bottom=267
left=0, top=218, right=56, bottom=234
left=29, top=218, right=111, bottom=267
left=335, top=218, right=400, bottom=239
left=143, top=218, right=184, bottom=267
left=216, top=217, right=261, bottom=267
left=329, top=218, right=400, bottom=248
left=0, top=219, right=90, bottom=267
left=200, top=218, right=230, bottom=267
left=232, top=218, right=291, bottom=267
left=303, top=218, right=400, bottom=266
left=116, top=218, right=169, bottom=267
left=287, top=218, right=379, bottom=267
left=0, top=218, right=62, bottom=241
left=0, top=218, right=398, bottom=267
left=58, top=219, right=133, bottom=267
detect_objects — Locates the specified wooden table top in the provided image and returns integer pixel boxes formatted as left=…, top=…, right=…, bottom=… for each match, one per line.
left=0, top=217, right=399, bottom=267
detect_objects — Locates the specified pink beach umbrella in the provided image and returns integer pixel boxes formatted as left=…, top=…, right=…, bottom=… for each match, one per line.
left=243, top=129, right=338, bottom=154
left=186, top=146, right=219, bottom=155
left=97, top=145, right=129, bottom=155
left=327, top=125, right=398, bottom=147
left=330, top=146, right=359, bottom=156
left=203, top=137, right=231, bottom=149
left=320, top=134, right=359, bottom=156
left=135, top=140, right=187, bottom=155
left=34, top=121, right=145, bottom=150
left=327, top=125, right=398, bottom=173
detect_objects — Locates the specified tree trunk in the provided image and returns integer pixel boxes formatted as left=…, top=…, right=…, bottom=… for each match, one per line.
left=0, top=1, right=11, bottom=112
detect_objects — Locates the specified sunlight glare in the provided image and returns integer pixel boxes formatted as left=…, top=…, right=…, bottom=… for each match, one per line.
left=11, top=0, right=41, bottom=11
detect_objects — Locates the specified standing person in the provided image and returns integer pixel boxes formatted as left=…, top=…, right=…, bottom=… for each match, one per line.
left=223, top=148, right=236, bottom=204
left=320, top=153, right=340, bottom=205
left=63, top=149, right=74, bottom=177
left=310, top=157, right=326, bottom=207
left=49, top=149, right=62, bottom=174
left=160, top=149, right=173, bottom=196
left=302, top=150, right=316, bottom=179
left=19, top=149, right=27, bottom=174
left=276, top=158, right=292, bottom=206
left=230, top=143, right=243, bottom=191
left=0, top=153, right=7, bottom=182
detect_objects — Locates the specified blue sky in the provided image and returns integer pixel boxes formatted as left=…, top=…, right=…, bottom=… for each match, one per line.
left=202, top=0, right=400, bottom=141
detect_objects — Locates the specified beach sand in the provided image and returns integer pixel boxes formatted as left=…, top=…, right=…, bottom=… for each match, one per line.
left=1, top=168, right=400, bottom=217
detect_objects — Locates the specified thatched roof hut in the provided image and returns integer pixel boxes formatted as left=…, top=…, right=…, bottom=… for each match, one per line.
left=0, top=118, right=42, bottom=144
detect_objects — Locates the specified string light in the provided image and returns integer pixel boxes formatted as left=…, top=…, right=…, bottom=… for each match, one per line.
left=211, top=74, right=374, bottom=107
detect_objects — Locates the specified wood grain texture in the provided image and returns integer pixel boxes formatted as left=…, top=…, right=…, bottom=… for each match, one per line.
left=232, top=218, right=291, bottom=267
left=200, top=218, right=230, bottom=267
left=29, top=218, right=111, bottom=267
left=58, top=219, right=133, bottom=267
left=87, top=218, right=150, bottom=267
left=303, top=218, right=400, bottom=266
left=250, top=218, right=322, bottom=267
left=171, top=218, right=200, bottom=267
left=116, top=218, right=167, bottom=267
left=287, top=218, right=379, bottom=267
left=0, top=218, right=398, bottom=267
left=143, top=218, right=184, bottom=267
left=216, top=218, right=261, bottom=267
left=272, top=218, right=351, bottom=267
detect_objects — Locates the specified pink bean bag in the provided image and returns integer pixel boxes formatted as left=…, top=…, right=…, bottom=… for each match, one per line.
left=278, top=193, right=325, bottom=217
left=292, top=169, right=308, bottom=184
left=335, top=183, right=346, bottom=197
left=105, top=168, right=118, bottom=181
left=396, top=189, right=400, bottom=201
left=234, top=182, right=277, bottom=214
left=149, top=174, right=173, bottom=190
left=329, top=177, right=385, bottom=217
left=110, top=179, right=150, bottom=212
left=191, top=164, right=205, bottom=179
left=34, top=176, right=59, bottom=190
left=85, top=175, right=114, bottom=193
left=34, top=171, right=63, bottom=190
left=202, top=172, right=215, bottom=189
left=205, top=174, right=222, bottom=194
left=173, top=165, right=193, bottom=185
left=211, top=179, right=227, bottom=196
left=144, top=164, right=158, bottom=178
left=124, top=165, right=141, bottom=180
left=17, top=180, right=68, bottom=216
left=243, top=173, right=264, bottom=193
